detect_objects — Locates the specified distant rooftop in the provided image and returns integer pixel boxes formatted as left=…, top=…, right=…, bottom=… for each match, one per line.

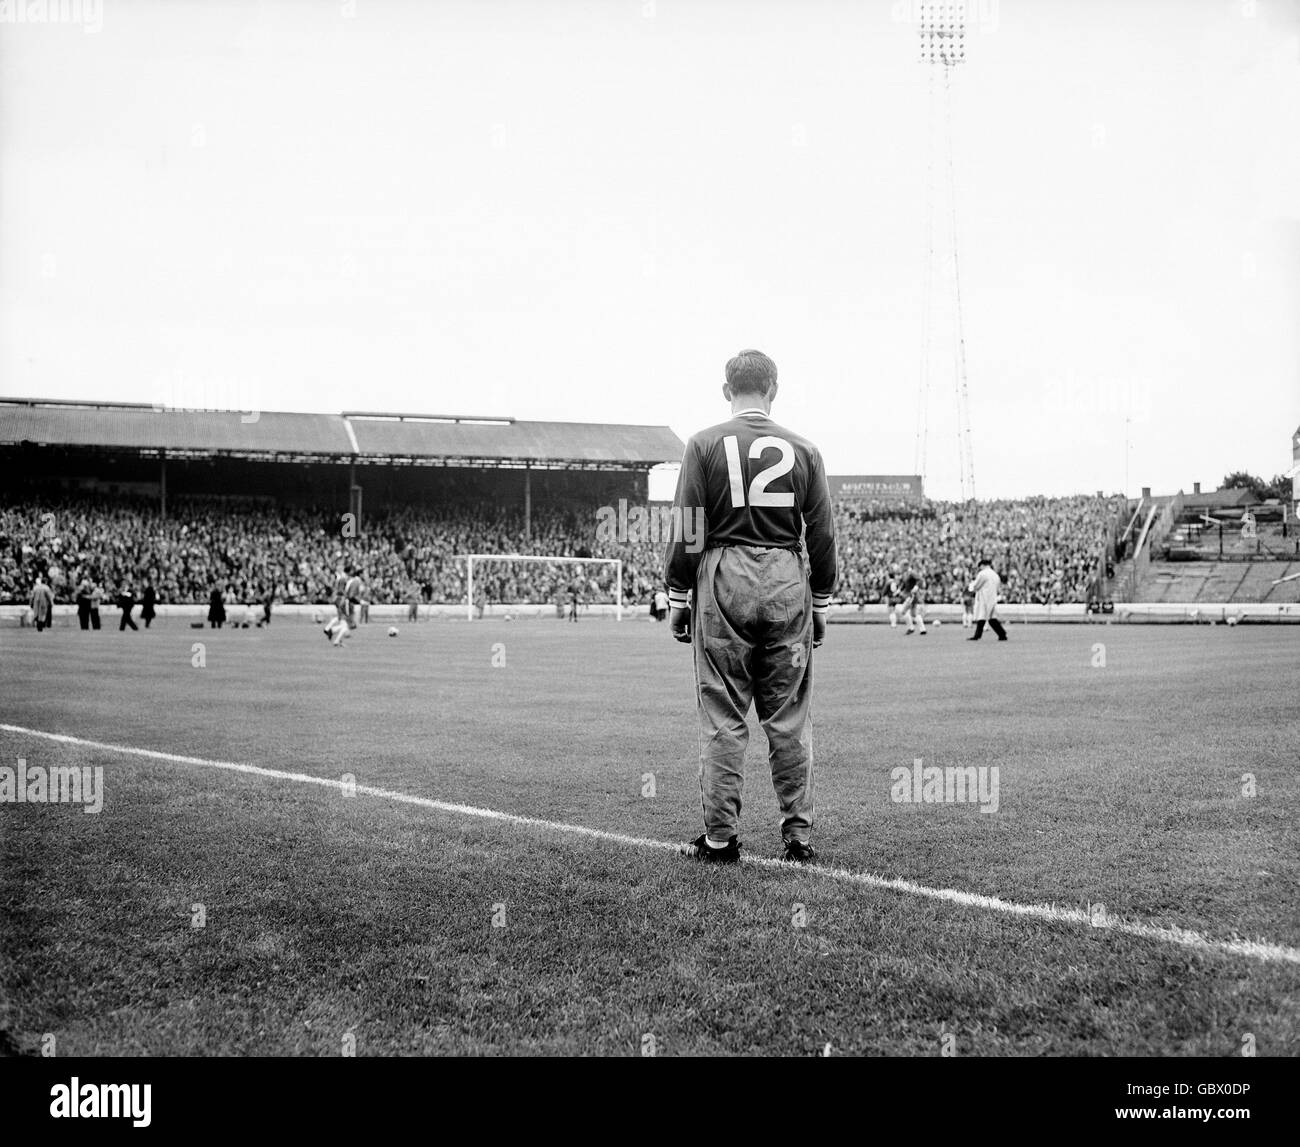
left=0, top=398, right=684, bottom=470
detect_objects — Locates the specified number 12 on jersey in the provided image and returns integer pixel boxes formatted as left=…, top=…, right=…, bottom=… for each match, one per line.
left=722, top=435, right=795, bottom=509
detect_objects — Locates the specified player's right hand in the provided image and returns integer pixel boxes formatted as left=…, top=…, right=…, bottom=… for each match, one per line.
left=669, top=606, right=691, bottom=643
left=812, top=612, right=826, bottom=648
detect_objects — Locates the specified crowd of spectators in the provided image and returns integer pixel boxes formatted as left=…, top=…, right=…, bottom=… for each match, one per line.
left=0, top=495, right=652, bottom=611
left=1, top=490, right=1122, bottom=612
left=834, top=495, right=1124, bottom=605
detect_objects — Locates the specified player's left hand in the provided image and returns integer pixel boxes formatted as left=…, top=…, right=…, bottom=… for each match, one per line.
left=669, top=606, right=691, bottom=643
left=812, top=612, right=826, bottom=648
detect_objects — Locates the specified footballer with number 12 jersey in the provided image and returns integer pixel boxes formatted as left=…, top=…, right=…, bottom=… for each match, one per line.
left=664, top=349, right=838, bottom=865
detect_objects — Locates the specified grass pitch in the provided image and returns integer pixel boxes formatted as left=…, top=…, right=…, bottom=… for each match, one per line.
left=1, top=617, right=1297, bottom=1056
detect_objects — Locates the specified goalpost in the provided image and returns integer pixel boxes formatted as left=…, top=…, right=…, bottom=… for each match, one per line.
left=464, top=554, right=623, bottom=622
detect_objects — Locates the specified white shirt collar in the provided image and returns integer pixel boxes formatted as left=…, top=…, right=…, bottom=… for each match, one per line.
left=733, top=407, right=770, bottom=417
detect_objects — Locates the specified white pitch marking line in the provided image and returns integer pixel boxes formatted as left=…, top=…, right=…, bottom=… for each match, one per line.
left=3, top=722, right=1298, bottom=967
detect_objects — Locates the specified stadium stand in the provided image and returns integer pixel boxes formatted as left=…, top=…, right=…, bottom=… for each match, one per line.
left=1133, top=557, right=1300, bottom=605
left=833, top=495, right=1124, bottom=606
left=0, top=399, right=684, bottom=611
left=1113, top=482, right=1300, bottom=605
left=14, top=398, right=1273, bottom=612
left=1, top=484, right=1128, bottom=610
left=0, top=496, right=662, bottom=608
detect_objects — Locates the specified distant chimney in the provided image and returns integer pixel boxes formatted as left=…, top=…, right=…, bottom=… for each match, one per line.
left=1141, top=486, right=1151, bottom=499
left=1193, top=482, right=1201, bottom=495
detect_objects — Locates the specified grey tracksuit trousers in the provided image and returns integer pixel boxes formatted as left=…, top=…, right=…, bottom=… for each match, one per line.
left=692, top=545, right=815, bottom=845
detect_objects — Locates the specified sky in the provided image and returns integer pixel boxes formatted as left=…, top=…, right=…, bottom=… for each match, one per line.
left=2, top=0, right=1298, bottom=501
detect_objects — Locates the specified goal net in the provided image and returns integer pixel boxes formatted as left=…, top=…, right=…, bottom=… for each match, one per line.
left=464, top=554, right=623, bottom=621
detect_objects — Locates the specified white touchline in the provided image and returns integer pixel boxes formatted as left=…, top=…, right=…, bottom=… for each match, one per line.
left=3, top=722, right=1298, bottom=968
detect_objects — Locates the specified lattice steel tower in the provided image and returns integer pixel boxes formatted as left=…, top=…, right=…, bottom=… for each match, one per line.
left=915, top=2, right=976, bottom=502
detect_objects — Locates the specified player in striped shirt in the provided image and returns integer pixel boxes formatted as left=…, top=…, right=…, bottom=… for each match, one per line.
left=664, top=349, right=838, bottom=865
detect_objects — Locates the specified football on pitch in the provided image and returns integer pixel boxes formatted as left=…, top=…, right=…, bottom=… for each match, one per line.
left=388, top=626, right=399, bottom=637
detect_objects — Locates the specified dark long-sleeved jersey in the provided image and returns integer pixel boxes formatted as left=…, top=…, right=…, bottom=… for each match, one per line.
left=663, top=409, right=838, bottom=614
